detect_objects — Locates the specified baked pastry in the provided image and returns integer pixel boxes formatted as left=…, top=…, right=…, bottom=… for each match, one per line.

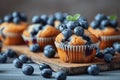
left=55, top=16, right=99, bottom=63
left=89, top=13, right=120, bottom=49
left=0, top=11, right=28, bottom=45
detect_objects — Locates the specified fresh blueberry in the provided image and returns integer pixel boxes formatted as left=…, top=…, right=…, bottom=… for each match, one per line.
left=44, top=47, right=56, bottom=58
left=79, top=20, right=88, bottom=29
left=82, top=34, right=91, bottom=42
left=104, top=54, right=113, bottom=63
left=30, top=29, right=38, bottom=37
left=41, top=69, right=52, bottom=78
left=54, top=12, right=64, bottom=22
left=5, top=49, right=16, bottom=58
left=90, top=21, right=100, bottom=29
left=0, top=53, right=7, bottom=63
left=40, top=14, right=48, bottom=22
left=87, top=64, right=100, bottom=75
left=13, top=17, right=20, bottom=24
left=32, top=16, right=41, bottom=23
left=110, top=20, right=118, bottom=28
left=101, top=19, right=110, bottom=27
left=3, top=14, right=13, bottom=22
left=33, top=24, right=43, bottom=33
left=47, top=16, right=55, bottom=26
left=104, top=47, right=115, bottom=56
left=18, top=55, right=28, bottom=63
left=62, top=29, right=72, bottom=40
left=12, top=11, right=20, bottom=18
left=58, top=24, right=67, bottom=31
left=44, top=45, right=53, bottom=50
left=96, top=51, right=104, bottom=58
left=22, top=65, right=34, bottom=75
left=55, top=71, right=67, bottom=80
left=0, top=19, right=3, bottom=24
left=113, top=42, right=120, bottom=53
left=74, top=26, right=84, bottom=36
left=19, top=13, right=27, bottom=21
left=78, top=16, right=87, bottom=22
left=66, top=21, right=76, bottom=30
left=13, top=58, right=23, bottom=68
left=95, top=13, right=107, bottom=22
left=29, top=44, right=40, bottom=52
left=39, top=63, right=51, bottom=70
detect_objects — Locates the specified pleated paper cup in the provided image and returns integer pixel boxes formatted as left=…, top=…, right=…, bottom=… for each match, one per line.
left=55, top=42, right=99, bottom=63
left=100, top=35, right=120, bottom=49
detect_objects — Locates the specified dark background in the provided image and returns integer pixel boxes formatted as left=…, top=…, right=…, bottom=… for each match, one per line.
left=0, top=0, right=120, bottom=23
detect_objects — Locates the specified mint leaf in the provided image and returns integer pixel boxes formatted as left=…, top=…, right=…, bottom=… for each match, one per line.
left=109, top=15, right=117, bottom=20
left=73, top=14, right=80, bottom=20
left=66, top=15, right=73, bottom=21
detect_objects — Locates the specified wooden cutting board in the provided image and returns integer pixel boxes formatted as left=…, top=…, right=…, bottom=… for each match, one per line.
left=2, top=45, right=120, bottom=75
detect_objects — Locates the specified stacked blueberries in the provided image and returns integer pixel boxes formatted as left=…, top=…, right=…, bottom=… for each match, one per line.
left=0, top=11, right=27, bottom=24
left=90, top=13, right=118, bottom=29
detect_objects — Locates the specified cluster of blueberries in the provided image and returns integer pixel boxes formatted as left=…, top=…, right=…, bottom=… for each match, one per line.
left=0, top=11, right=27, bottom=24
left=90, top=13, right=118, bottom=29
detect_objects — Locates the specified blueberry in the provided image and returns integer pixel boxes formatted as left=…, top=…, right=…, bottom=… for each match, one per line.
left=47, top=16, right=55, bottom=26
left=95, top=13, right=107, bottom=22
left=90, top=21, right=100, bottom=29
left=96, top=51, right=104, bottom=58
left=19, top=13, right=27, bottom=21
left=33, top=24, right=43, bottom=33
left=18, top=55, right=28, bottom=63
left=40, top=14, right=48, bottom=22
left=104, top=47, right=115, bottom=56
left=62, top=29, right=72, bottom=40
left=54, top=12, right=64, bottom=22
left=39, top=63, right=51, bottom=70
left=66, top=21, right=76, bottom=30
left=13, top=58, right=23, bottom=68
left=22, top=65, right=34, bottom=75
left=41, top=69, right=52, bottom=78
left=74, top=26, right=84, bottom=36
left=101, top=19, right=110, bottom=27
left=29, top=44, right=40, bottom=52
left=32, top=16, right=41, bottom=23
left=44, top=47, right=56, bottom=58
left=87, top=64, right=100, bottom=75
left=3, top=14, right=13, bottom=22
left=113, top=42, right=120, bottom=53
left=0, top=54, right=7, bottom=63
left=44, top=45, right=53, bottom=50
left=5, top=49, right=16, bottom=58
left=110, top=20, right=118, bottom=28
left=79, top=20, right=88, bottom=29
left=0, top=19, right=3, bottom=24
left=13, top=17, right=20, bottom=24
left=58, top=24, right=67, bottom=31
left=82, top=34, right=91, bottom=42
left=12, top=11, right=20, bottom=18
left=78, top=16, right=87, bottom=22
left=104, top=54, right=113, bottom=63
left=55, top=71, right=67, bottom=80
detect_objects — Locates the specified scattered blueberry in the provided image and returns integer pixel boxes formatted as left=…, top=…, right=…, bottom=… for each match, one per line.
left=5, top=49, right=16, bottom=58
left=44, top=45, right=53, bottom=50
left=40, top=14, right=48, bottom=22
left=30, top=30, right=38, bottom=37
left=113, top=42, right=120, bottom=53
left=33, top=24, right=43, bottom=33
left=19, top=13, right=27, bottom=22
left=95, top=13, right=107, bottom=22
left=22, top=65, right=34, bottom=75
left=66, top=21, right=76, bottom=30
left=13, top=17, right=20, bottom=24
left=0, top=53, right=7, bottom=63
left=96, top=51, right=104, bottom=58
left=82, top=34, right=92, bottom=42
left=47, top=15, right=55, bottom=26
left=55, top=71, right=67, bottom=80
left=104, top=47, right=115, bottom=56
left=18, top=55, right=28, bottom=63
left=79, top=20, right=88, bottom=29
left=12, top=11, right=20, bottom=18
left=58, top=24, right=67, bottom=31
left=4, top=14, right=13, bottom=22
left=32, top=16, right=41, bottom=23
left=54, top=12, right=64, bottom=22
left=90, top=21, right=99, bottom=29
left=101, top=19, right=110, bottom=27
left=78, top=16, right=87, bottom=22
left=41, top=69, right=52, bottom=78
left=110, top=20, right=118, bottom=28
left=44, top=47, right=56, bottom=58
left=87, top=64, right=100, bottom=75
left=39, top=63, right=51, bottom=70
left=74, top=26, right=84, bottom=36
left=13, top=58, right=23, bottom=68
left=62, top=29, right=72, bottom=40
left=29, top=44, right=40, bottom=52
left=104, top=54, right=113, bottom=63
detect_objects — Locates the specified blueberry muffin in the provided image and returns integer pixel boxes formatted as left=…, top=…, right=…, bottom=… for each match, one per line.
left=22, top=12, right=66, bottom=51
left=55, top=15, right=99, bottom=63
left=0, top=11, right=28, bottom=45
left=89, top=13, right=120, bottom=49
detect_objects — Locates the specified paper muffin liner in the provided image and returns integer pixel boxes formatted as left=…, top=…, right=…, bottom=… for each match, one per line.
left=100, top=35, right=120, bottom=49
left=55, top=42, right=99, bottom=63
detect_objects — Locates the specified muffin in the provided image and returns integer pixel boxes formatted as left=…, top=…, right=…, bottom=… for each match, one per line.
left=22, top=12, right=66, bottom=51
left=0, top=11, right=28, bottom=45
left=89, top=13, right=120, bottom=49
left=55, top=15, right=99, bottom=63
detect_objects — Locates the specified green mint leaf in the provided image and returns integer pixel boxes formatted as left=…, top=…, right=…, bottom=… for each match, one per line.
left=109, top=15, right=117, bottom=20
left=66, top=15, right=73, bottom=21
left=73, top=14, right=80, bottom=20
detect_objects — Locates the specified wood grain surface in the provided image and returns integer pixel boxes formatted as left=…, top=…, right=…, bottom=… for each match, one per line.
left=2, top=45, right=120, bottom=75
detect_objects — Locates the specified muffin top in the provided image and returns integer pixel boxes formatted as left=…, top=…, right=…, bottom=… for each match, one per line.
left=89, top=13, right=120, bottom=37
left=0, top=11, right=28, bottom=33
left=23, top=12, right=67, bottom=38
left=55, top=14, right=98, bottom=45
